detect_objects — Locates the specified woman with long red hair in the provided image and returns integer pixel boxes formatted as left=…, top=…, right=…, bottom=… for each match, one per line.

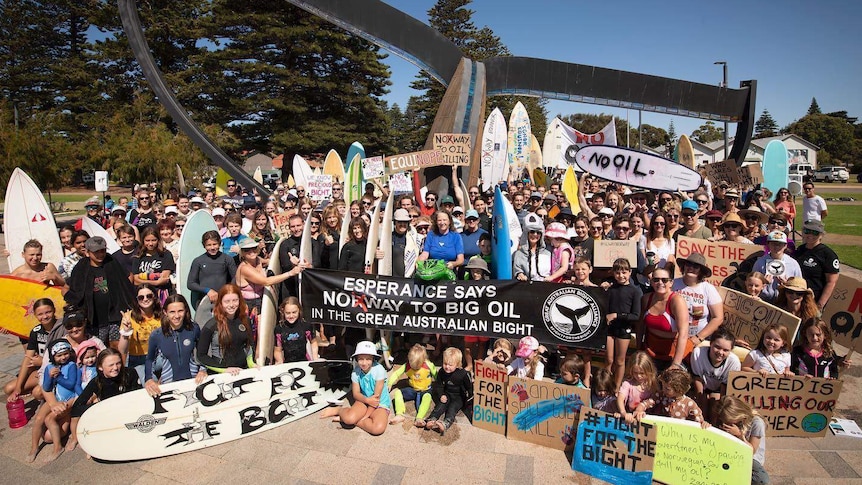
left=196, top=284, right=254, bottom=375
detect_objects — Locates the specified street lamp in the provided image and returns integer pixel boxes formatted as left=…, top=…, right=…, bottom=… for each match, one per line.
left=714, top=61, right=729, bottom=160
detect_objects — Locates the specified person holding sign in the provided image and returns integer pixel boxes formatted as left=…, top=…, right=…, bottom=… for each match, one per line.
left=638, top=268, right=690, bottom=370
left=714, top=396, right=770, bottom=485
left=752, top=231, right=802, bottom=302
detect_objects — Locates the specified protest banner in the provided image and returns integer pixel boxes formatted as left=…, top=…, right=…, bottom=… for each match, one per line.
left=718, top=287, right=802, bottom=347
left=301, top=270, right=608, bottom=349
left=572, top=408, right=656, bottom=485
left=645, top=416, right=753, bottom=485
left=385, top=150, right=442, bottom=173
left=472, top=360, right=507, bottom=435
left=306, top=174, right=332, bottom=201
left=727, top=371, right=842, bottom=437
left=822, top=273, right=862, bottom=351
left=593, top=240, right=637, bottom=268
left=387, top=172, right=413, bottom=194
left=701, top=159, right=741, bottom=185
left=361, top=156, right=385, bottom=180
left=272, top=213, right=292, bottom=239
left=738, top=164, right=763, bottom=187
left=676, top=236, right=761, bottom=287
left=432, top=133, right=471, bottom=166
left=506, top=377, right=590, bottom=450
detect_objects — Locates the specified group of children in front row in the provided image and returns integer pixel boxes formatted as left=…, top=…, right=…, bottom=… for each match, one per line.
left=326, top=315, right=849, bottom=485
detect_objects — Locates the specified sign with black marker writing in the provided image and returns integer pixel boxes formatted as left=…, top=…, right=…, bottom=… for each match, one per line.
left=718, top=287, right=801, bottom=347
left=505, top=377, right=590, bottom=450
left=572, top=408, right=656, bottom=484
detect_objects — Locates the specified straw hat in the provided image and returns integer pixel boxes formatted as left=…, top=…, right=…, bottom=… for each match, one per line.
left=719, top=212, right=745, bottom=228
left=782, top=277, right=814, bottom=296
left=739, top=207, right=768, bottom=225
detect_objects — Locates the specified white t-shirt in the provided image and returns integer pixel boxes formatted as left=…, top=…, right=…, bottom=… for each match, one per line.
left=802, top=195, right=827, bottom=222
left=671, top=279, right=722, bottom=336
left=746, top=416, right=767, bottom=464
left=690, top=346, right=740, bottom=391
left=748, top=349, right=792, bottom=374
left=507, top=358, right=545, bottom=380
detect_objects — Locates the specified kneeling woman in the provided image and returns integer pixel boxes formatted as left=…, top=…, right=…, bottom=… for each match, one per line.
left=321, top=341, right=390, bottom=435
left=196, top=284, right=255, bottom=376
left=144, top=294, right=201, bottom=396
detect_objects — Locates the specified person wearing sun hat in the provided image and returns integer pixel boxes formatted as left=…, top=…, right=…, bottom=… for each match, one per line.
left=738, top=206, right=769, bottom=240
left=717, top=213, right=753, bottom=244
left=545, top=222, right=574, bottom=283
left=672, top=253, right=723, bottom=347
left=320, top=340, right=390, bottom=435
left=794, top=219, right=840, bottom=308
left=723, top=187, right=741, bottom=214
left=508, top=336, right=545, bottom=380
left=752, top=230, right=802, bottom=302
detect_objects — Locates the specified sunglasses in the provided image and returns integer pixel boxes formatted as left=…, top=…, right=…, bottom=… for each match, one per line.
left=528, top=230, right=542, bottom=235
left=227, top=184, right=236, bottom=187
left=310, top=221, right=320, bottom=226
left=803, top=229, right=820, bottom=235
left=745, top=215, right=761, bottom=221
left=707, top=218, right=722, bottom=222
left=176, top=224, right=186, bottom=228
left=137, top=293, right=154, bottom=301
left=651, top=277, right=671, bottom=284
left=417, top=226, right=429, bottom=231
left=425, top=197, right=436, bottom=202
left=667, top=214, right=680, bottom=219
left=724, top=223, right=742, bottom=229
left=696, top=199, right=708, bottom=205
left=362, top=201, right=372, bottom=206
left=615, top=226, right=630, bottom=231
left=653, top=221, right=666, bottom=226
left=332, top=187, right=343, bottom=191
left=410, top=215, right=419, bottom=219
left=769, top=219, right=787, bottom=226
left=785, top=289, right=806, bottom=297
left=590, top=226, right=603, bottom=231
left=469, top=191, right=479, bottom=196
left=682, top=212, right=697, bottom=217
left=599, top=214, right=612, bottom=219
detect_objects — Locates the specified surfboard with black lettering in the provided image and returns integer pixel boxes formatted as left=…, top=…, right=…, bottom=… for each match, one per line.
left=77, top=361, right=352, bottom=461
left=574, top=145, right=703, bottom=192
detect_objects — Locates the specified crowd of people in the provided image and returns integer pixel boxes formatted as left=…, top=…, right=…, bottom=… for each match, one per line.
left=2, top=169, right=850, bottom=482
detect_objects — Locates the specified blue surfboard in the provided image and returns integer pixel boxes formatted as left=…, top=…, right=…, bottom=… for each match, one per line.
left=762, top=140, right=789, bottom=195
left=491, top=186, right=512, bottom=279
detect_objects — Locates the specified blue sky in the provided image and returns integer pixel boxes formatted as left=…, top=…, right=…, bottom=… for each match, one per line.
left=380, top=0, right=862, bottom=138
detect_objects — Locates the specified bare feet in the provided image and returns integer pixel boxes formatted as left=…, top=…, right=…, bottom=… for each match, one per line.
left=25, top=451, right=37, bottom=463
left=389, top=415, right=405, bottom=425
left=65, top=439, right=78, bottom=451
left=414, top=418, right=426, bottom=428
left=45, top=447, right=63, bottom=462
left=319, top=407, right=341, bottom=419
left=424, top=419, right=435, bottom=430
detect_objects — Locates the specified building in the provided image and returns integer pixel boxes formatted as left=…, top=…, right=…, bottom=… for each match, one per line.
left=652, top=134, right=819, bottom=169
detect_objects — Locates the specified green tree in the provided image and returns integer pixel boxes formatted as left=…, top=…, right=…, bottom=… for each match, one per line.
left=786, top=114, right=855, bottom=165
left=640, top=124, right=669, bottom=148
left=754, top=109, right=779, bottom=138
left=807, top=97, right=822, bottom=115
left=691, top=121, right=723, bottom=144
left=667, top=120, right=677, bottom=146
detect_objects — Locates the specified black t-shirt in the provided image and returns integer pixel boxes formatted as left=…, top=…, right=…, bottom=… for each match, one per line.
left=90, top=265, right=112, bottom=327
left=129, top=209, right=157, bottom=231
left=794, top=243, right=840, bottom=300
left=113, top=243, right=139, bottom=275
left=26, top=324, right=51, bottom=356
left=274, top=319, right=313, bottom=363
left=392, top=232, right=407, bottom=277
left=132, top=251, right=176, bottom=290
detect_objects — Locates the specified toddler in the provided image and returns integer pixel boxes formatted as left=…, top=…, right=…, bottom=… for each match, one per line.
left=423, top=347, right=472, bottom=434
left=590, top=367, right=617, bottom=412
left=388, top=344, right=436, bottom=425
left=555, top=355, right=587, bottom=388
left=634, top=367, right=706, bottom=427
left=77, top=341, right=100, bottom=388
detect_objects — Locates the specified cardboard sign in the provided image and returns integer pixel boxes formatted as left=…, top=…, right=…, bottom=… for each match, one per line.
left=94, top=170, right=109, bottom=192
left=572, top=408, right=656, bottom=485
left=738, top=164, right=763, bottom=187
left=727, top=371, right=842, bottom=437
left=676, top=236, right=761, bottom=287
left=306, top=174, right=332, bottom=201
left=272, top=212, right=292, bottom=239
left=822, top=273, right=862, bottom=351
left=593, top=240, right=638, bottom=268
left=506, top=377, right=590, bottom=450
left=388, top=172, right=413, bottom=195
left=361, top=156, right=385, bottom=180
left=718, top=287, right=802, bottom=347
left=385, top=150, right=442, bottom=173
left=432, top=133, right=471, bottom=166
left=472, top=360, right=508, bottom=435
left=645, top=416, right=753, bottom=485
left=702, top=159, right=740, bottom=185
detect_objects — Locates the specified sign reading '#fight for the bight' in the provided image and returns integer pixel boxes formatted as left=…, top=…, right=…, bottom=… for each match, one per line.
left=301, top=270, right=608, bottom=349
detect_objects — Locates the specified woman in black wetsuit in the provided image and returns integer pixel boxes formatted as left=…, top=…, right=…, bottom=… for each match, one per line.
left=196, top=284, right=254, bottom=375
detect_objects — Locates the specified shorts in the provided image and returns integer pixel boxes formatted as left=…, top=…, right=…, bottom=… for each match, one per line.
left=607, top=320, right=632, bottom=340
left=92, top=323, right=120, bottom=343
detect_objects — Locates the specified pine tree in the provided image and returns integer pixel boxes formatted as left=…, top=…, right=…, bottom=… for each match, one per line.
left=667, top=121, right=678, bottom=145
left=754, top=109, right=779, bottom=138
left=807, top=97, right=822, bottom=115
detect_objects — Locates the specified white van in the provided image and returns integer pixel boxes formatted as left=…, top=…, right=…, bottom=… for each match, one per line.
left=789, top=163, right=814, bottom=179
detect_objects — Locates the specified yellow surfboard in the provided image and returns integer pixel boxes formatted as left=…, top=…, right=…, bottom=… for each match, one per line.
left=677, top=134, right=695, bottom=169
left=323, top=149, right=345, bottom=183
left=0, top=276, right=65, bottom=338
left=528, top=134, right=543, bottom=178
left=562, top=166, right=581, bottom=214
left=215, top=168, right=230, bottom=197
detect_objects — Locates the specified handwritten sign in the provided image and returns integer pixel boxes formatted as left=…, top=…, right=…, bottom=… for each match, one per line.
left=676, top=236, right=761, bottom=287
left=432, top=133, right=471, bottom=166
left=572, top=408, right=656, bottom=485
left=728, top=372, right=842, bottom=437
left=645, top=416, right=753, bottom=485
left=702, top=159, right=740, bottom=185
left=738, top=164, right=763, bottom=187
left=272, top=212, right=292, bottom=239
left=306, top=174, right=332, bottom=201
left=472, top=360, right=507, bottom=435
left=361, top=156, right=385, bottom=180
left=822, top=274, right=862, bottom=351
left=385, top=150, right=442, bottom=173
left=594, top=240, right=638, bottom=268
left=506, top=377, right=589, bottom=450
left=388, top=172, right=413, bottom=195
left=718, top=287, right=801, bottom=347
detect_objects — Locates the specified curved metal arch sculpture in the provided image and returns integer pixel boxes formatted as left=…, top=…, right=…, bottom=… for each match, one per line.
left=119, top=0, right=756, bottom=197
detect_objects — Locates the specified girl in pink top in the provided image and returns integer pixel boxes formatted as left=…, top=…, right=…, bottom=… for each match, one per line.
left=617, top=352, right=658, bottom=424
left=545, top=222, right=573, bottom=283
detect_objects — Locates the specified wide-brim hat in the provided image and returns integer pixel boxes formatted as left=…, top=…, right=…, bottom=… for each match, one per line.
left=676, top=252, right=712, bottom=278
left=719, top=212, right=745, bottom=228
left=554, top=207, right=575, bottom=221
left=782, top=277, right=814, bottom=296
left=464, top=256, right=490, bottom=275
left=628, top=189, right=655, bottom=205
left=739, top=207, right=768, bottom=225
left=545, top=222, right=568, bottom=239
left=352, top=340, right=380, bottom=359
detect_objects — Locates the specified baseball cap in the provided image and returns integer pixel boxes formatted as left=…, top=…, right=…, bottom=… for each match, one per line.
left=190, top=196, right=205, bottom=205
left=111, top=206, right=126, bottom=215
left=212, top=208, right=226, bottom=217
left=84, top=197, right=101, bottom=208
left=803, top=220, right=825, bottom=233
left=239, top=238, right=259, bottom=250
left=162, top=198, right=177, bottom=207
left=84, top=236, right=107, bottom=252
left=530, top=191, right=542, bottom=200
left=681, top=200, right=699, bottom=212
left=515, top=336, right=540, bottom=358
left=440, top=195, right=455, bottom=205
left=164, top=206, right=178, bottom=215
left=393, top=208, right=411, bottom=222
left=453, top=206, right=464, bottom=215
left=767, top=231, right=787, bottom=243
left=598, top=207, right=615, bottom=217
left=465, top=209, right=479, bottom=220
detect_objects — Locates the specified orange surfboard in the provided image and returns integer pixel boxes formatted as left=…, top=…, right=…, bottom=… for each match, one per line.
left=0, top=275, right=65, bottom=338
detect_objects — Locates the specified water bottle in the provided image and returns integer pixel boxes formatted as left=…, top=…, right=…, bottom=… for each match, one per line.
left=6, top=398, right=28, bottom=429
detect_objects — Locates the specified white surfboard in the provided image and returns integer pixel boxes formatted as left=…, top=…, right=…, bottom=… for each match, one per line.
left=292, top=154, right=314, bottom=190
left=79, top=217, right=120, bottom=254
left=3, top=168, right=63, bottom=270
left=257, top=237, right=284, bottom=366
left=377, top=190, right=395, bottom=276
left=363, top=200, right=382, bottom=275
left=481, top=107, right=508, bottom=191
left=542, top=118, right=565, bottom=170
left=77, top=361, right=353, bottom=461
left=507, top=102, right=531, bottom=181
left=574, top=145, right=703, bottom=191
left=194, top=297, right=214, bottom=327
left=177, top=210, right=218, bottom=312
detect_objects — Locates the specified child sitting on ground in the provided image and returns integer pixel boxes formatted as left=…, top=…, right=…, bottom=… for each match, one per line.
left=484, top=338, right=514, bottom=371
left=320, top=341, right=390, bottom=436
left=421, top=347, right=472, bottom=434
left=28, top=339, right=81, bottom=462
left=508, top=336, right=545, bottom=380
left=388, top=344, right=437, bottom=425
left=555, top=354, right=587, bottom=388
left=633, top=367, right=707, bottom=427
left=589, top=367, right=617, bottom=412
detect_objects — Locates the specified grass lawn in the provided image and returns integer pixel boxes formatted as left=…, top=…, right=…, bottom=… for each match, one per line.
left=832, top=245, right=862, bottom=271
left=795, top=203, right=861, bottom=237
